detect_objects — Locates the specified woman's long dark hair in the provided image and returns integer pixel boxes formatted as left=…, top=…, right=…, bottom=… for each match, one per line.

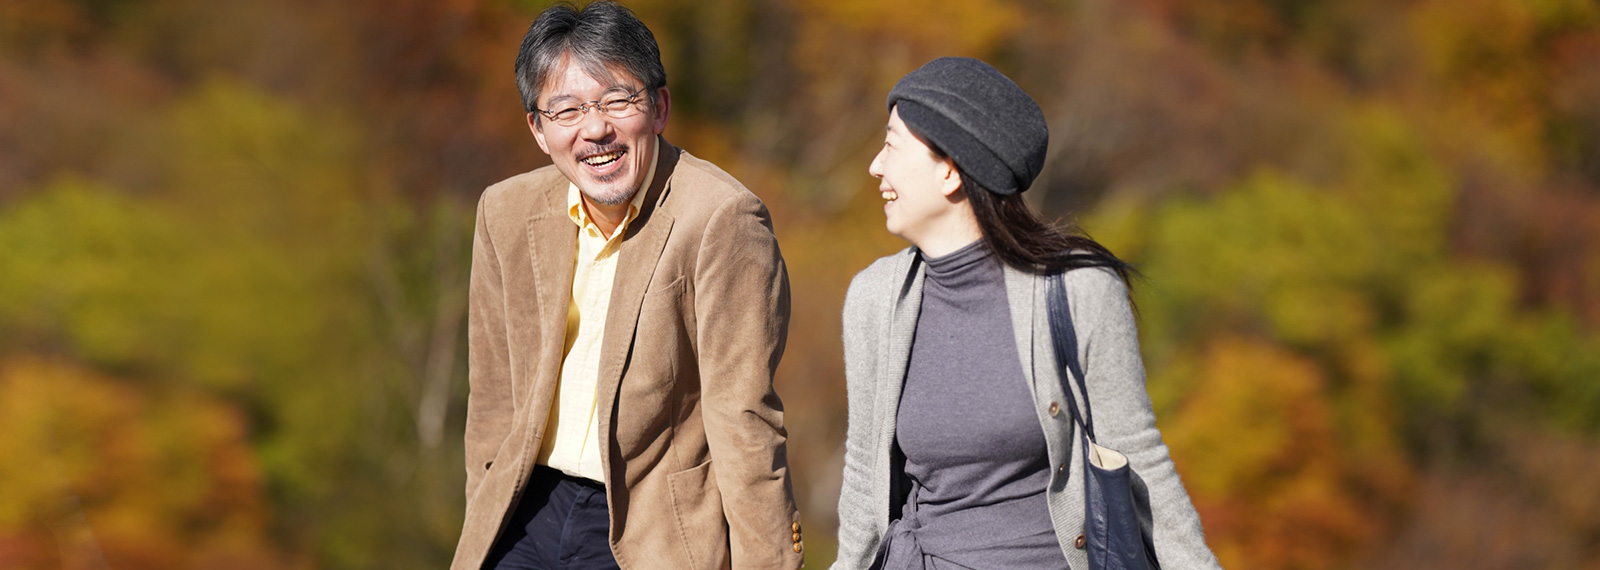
left=963, top=173, right=1135, bottom=283
left=918, top=134, right=1136, bottom=286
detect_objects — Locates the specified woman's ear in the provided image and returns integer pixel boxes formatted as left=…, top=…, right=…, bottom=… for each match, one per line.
left=936, top=158, right=963, bottom=197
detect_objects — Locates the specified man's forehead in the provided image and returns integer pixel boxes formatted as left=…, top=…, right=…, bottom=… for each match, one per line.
left=541, top=56, right=639, bottom=102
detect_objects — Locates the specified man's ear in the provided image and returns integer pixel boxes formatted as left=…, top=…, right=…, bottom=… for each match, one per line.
left=650, top=87, right=671, bottom=134
left=527, top=112, right=551, bottom=154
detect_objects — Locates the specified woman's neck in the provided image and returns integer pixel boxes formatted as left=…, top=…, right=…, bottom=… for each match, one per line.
left=909, top=209, right=983, bottom=258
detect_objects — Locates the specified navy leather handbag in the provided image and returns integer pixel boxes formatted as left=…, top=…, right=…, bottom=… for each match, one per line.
left=1047, top=274, right=1161, bottom=570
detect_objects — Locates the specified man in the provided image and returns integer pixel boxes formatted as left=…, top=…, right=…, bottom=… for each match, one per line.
left=451, top=2, right=803, bottom=569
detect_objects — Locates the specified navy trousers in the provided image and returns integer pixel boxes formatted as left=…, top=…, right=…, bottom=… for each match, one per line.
left=484, top=466, right=621, bottom=570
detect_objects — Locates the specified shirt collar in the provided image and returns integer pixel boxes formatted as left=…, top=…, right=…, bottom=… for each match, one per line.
left=567, top=139, right=661, bottom=238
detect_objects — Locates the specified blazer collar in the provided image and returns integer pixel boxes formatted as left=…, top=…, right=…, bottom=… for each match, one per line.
left=520, top=137, right=681, bottom=449
left=593, top=137, right=681, bottom=455
left=526, top=188, right=577, bottom=364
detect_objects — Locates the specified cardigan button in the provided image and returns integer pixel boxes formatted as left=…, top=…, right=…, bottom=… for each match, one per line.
left=1074, top=534, right=1087, bottom=549
left=793, top=542, right=803, bottom=553
left=1048, top=402, right=1060, bottom=416
left=792, top=522, right=801, bottom=533
left=793, top=532, right=801, bottom=543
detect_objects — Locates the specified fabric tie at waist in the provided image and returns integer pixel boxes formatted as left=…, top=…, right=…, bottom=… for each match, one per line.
left=869, top=485, right=977, bottom=570
left=869, top=482, right=1066, bottom=570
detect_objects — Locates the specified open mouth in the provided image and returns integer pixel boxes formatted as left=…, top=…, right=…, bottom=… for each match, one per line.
left=580, top=149, right=626, bottom=168
left=881, top=189, right=898, bottom=202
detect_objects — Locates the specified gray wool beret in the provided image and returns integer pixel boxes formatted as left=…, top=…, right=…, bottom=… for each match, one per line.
left=886, top=57, right=1049, bottom=195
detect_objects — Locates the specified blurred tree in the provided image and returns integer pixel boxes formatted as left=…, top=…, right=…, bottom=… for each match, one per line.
left=0, top=358, right=280, bottom=569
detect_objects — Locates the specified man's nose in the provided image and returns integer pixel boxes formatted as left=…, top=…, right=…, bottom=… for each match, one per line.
left=577, top=110, right=614, bottom=140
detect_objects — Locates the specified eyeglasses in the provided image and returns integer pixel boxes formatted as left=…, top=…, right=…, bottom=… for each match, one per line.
left=534, top=87, right=649, bottom=127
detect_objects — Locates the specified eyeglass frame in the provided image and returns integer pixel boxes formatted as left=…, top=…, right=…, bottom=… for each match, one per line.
left=532, top=86, right=651, bottom=127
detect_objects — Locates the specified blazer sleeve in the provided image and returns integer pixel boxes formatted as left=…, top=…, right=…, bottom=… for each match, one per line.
left=831, top=269, right=885, bottom=570
left=692, top=191, right=802, bottom=570
left=1074, top=268, right=1222, bottom=569
left=463, top=193, right=516, bottom=502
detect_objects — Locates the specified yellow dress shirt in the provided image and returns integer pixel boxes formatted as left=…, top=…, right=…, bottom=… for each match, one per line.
left=537, top=144, right=659, bottom=482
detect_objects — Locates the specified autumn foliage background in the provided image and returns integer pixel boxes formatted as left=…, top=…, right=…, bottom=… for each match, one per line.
left=4, top=0, right=1600, bottom=568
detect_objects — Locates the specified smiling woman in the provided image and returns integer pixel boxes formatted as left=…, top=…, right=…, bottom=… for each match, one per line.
left=868, top=107, right=979, bottom=258
left=833, top=57, right=1220, bottom=570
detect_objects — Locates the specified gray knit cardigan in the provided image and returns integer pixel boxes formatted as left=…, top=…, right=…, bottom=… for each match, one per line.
left=830, top=248, right=1222, bottom=570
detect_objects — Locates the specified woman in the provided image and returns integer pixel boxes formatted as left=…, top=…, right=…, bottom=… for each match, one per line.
left=831, top=58, right=1221, bottom=570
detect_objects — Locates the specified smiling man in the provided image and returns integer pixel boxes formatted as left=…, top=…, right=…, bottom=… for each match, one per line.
left=450, top=3, right=802, bottom=570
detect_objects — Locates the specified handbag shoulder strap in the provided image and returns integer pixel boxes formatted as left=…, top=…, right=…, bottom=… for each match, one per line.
left=1046, top=272, right=1097, bottom=442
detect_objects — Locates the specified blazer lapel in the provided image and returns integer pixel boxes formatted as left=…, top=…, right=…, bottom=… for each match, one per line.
left=593, top=143, right=680, bottom=461
left=524, top=188, right=578, bottom=440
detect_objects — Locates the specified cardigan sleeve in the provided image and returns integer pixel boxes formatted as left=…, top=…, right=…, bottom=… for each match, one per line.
left=1072, top=267, right=1223, bottom=570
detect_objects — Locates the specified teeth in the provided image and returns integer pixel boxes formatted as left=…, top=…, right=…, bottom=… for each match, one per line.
left=582, top=151, right=623, bottom=166
left=881, top=190, right=898, bottom=201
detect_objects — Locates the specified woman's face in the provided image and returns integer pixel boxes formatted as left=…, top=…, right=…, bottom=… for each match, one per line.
left=868, top=107, right=962, bottom=244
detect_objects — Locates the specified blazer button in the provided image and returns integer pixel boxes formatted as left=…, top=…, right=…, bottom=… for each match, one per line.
left=1048, top=402, right=1060, bottom=416
left=1074, top=534, right=1087, bottom=549
left=793, top=542, right=803, bottom=553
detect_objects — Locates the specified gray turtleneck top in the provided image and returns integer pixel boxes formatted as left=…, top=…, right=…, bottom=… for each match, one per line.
left=883, top=240, right=1065, bottom=569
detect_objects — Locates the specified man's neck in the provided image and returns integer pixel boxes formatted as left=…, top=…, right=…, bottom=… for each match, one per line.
left=580, top=194, right=633, bottom=239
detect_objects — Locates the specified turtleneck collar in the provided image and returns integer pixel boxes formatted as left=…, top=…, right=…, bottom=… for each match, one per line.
left=921, top=239, right=996, bottom=289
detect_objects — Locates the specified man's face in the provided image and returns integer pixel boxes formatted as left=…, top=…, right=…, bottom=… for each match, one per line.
left=529, top=58, right=670, bottom=206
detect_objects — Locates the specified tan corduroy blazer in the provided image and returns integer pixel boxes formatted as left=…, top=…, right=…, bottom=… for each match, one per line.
left=451, top=140, right=803, bottom=570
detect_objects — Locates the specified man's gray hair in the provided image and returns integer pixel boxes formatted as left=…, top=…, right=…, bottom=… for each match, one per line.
left=515, top=1, right=667, bottom=114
